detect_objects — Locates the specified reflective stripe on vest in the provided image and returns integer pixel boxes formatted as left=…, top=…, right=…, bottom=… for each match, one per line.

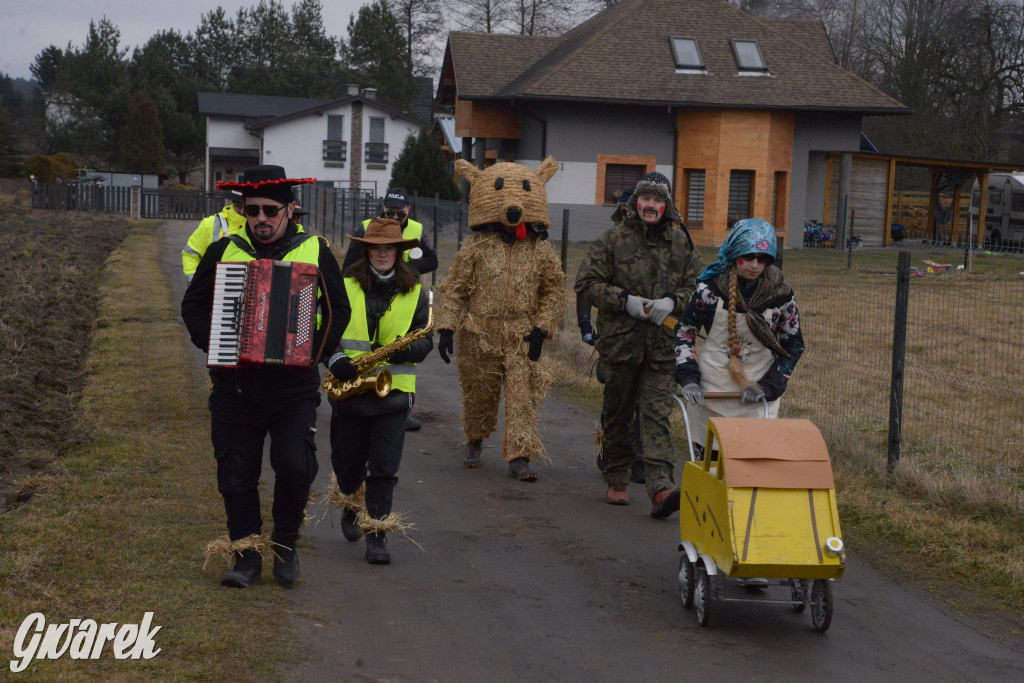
left=361, top=218, right=423, bottom=262
left=341, top=278, right=419, bottom=393
left=219, top=232, right=323, bottom=331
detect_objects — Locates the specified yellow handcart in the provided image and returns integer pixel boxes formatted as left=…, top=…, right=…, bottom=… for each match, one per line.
left=674, top=393, right=845, bottom=632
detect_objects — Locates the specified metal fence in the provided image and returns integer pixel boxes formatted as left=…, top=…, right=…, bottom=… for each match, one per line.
left=741, top=242, right=1022, bottom=479
left=31, top=183, right=133, bottom=213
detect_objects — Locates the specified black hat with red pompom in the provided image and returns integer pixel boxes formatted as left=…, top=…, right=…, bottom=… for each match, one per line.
left=217, top=165, right=315, bottom=205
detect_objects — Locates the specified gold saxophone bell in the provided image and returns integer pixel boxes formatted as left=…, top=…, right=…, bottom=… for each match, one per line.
left=322, top=293, right=432, bottom=402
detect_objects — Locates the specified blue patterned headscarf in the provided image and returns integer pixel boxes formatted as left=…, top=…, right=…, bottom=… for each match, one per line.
left=697, top=218, right=777, bottom=282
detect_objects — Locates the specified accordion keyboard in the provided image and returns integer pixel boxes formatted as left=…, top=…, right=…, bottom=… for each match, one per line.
left=208, top=262, right=248, bottom=366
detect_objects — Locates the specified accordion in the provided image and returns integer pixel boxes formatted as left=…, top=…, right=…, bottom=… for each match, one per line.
left=207, top=260, right=319, bottom=369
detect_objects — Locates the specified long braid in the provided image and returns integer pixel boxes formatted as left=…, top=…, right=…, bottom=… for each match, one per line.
left=726, top=266, right=753, bottom=388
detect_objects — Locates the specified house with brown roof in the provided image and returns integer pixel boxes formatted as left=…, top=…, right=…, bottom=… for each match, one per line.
left=436, top=0, right=907, bottom=246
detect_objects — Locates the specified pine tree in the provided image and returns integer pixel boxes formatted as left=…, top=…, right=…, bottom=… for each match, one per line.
left=343, top=0, right=417, bottom=112
left=388, top=130, right=460, bottom=200
left=120, top=92, right=164, bottom=174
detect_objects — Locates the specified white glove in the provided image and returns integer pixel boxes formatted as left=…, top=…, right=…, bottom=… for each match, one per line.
left=740, top=384, right=766, bottom=405
left=646, top=297, right=674, bottom=325
left=625, top=295, right=651, bottom=320
left=681, top=383, right=704, bottom=407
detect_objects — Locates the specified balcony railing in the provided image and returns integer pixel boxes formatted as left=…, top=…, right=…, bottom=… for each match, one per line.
left=365, top=142, right=388, bottom=165
left=323, top=139, right=347, bottom=162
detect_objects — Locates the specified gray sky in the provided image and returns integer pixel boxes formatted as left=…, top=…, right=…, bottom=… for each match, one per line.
left=1, top=0, right=367, bottom=80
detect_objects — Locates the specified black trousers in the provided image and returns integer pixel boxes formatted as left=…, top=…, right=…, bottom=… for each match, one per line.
left=209, top=388, right=319, bottom=545
left=330, top=406, right=407, bottom=519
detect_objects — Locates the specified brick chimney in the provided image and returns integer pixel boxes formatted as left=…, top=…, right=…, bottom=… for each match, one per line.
left=350, top=100, right=363, bottom=191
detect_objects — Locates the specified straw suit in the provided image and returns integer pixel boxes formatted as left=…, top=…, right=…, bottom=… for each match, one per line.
left=436, top=158, right=565, bottom=480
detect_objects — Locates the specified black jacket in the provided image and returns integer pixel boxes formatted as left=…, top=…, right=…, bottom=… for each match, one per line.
left=330, top=274, right=434, bottom=416
left=181, top=222, right=348, bottom=400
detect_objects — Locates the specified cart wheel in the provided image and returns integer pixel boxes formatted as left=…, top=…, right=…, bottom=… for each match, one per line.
left=791, top=579, right=808, bottom=613
left=695, top=566, right=711, bottom=627
left=677, top=555, right=695, bottom=609
left=810, top=579, right=833, bottom=632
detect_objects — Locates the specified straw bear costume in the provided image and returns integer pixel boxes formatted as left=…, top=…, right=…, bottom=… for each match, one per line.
left=437, top=158, right=566, bottom=471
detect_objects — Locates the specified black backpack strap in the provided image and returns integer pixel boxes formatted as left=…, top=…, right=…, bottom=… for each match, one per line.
left=227, top=234, right=258, bottom=258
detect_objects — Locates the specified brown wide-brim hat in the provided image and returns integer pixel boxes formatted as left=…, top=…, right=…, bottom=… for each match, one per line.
left=349, top=217, right=419, bottom=251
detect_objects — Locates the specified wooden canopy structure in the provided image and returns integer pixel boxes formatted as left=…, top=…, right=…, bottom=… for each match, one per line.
left=824, top=152, right=1024, bottom=246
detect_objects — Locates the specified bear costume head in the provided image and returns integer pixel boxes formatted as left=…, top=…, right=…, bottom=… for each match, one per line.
left=454, top=157, right=559, bottom=241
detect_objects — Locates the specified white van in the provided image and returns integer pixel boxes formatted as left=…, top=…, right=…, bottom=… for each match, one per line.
left=969, top=172, right=1024, bottom=247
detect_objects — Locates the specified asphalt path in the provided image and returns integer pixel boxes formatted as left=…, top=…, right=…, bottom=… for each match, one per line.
left=158, top=220, right=1024, bottom=682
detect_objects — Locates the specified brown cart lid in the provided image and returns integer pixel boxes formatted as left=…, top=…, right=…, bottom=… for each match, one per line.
left=707, top=417, right=835, bottom=490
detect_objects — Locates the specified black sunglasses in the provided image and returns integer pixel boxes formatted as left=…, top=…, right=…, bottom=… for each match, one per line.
left=738, top=254, right=771, bottom=264
left=385, top=209, right=408, bottom=220
left=244, top=203, right=285, bottom=218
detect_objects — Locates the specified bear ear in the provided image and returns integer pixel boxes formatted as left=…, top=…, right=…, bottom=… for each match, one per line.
left=535, top=156, right=558, bottom=184
left=455, top=159, right=479, bottom=184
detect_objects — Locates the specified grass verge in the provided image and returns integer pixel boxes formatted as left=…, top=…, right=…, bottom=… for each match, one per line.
left=0, top=225, right=286, bottom=679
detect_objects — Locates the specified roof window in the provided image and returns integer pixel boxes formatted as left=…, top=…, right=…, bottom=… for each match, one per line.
left=731, top=39, right=768, bottom=74
left=670, top=37, right=706, bottom=73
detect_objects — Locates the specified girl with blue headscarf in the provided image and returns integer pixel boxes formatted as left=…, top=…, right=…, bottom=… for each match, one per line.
left=673, top=218, right=804, bottom=450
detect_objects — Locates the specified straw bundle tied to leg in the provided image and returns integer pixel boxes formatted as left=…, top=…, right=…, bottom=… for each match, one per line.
left=357, top=509, right=423, bottom=551
left=593, top=421, right=603, bottom=447
left=203, top=533, right=283, bottom=570
left=313, top=474, right=366, bottom=527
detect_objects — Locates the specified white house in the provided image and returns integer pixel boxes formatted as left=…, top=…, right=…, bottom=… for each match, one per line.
left=198, top=87, right=427, bottom=197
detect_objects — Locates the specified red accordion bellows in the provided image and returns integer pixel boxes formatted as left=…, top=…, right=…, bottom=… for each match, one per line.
left=208, top=260, right=319, bottom=369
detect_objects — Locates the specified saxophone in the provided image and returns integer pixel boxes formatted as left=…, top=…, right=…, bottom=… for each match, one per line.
left=322, top=291, right=433, bottom=402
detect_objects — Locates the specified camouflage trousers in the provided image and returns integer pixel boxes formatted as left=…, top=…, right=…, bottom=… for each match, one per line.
left=600, top=361, right=677, bottom=497
left=456, top=328, right=549, bottom=462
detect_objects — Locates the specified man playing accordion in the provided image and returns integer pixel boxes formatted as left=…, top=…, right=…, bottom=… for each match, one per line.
left=181, top=165, right=347, bottom=588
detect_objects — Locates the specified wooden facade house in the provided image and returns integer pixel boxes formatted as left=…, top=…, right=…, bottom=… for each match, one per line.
left=437, top=0, right=909, bottom=246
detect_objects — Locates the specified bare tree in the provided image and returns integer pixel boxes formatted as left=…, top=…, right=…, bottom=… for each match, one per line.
left=445, top=0, right=512, bottom=33
left=386, top=0, right=447, bottom=76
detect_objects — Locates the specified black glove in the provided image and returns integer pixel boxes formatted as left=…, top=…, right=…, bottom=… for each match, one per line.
left=578, top=319, right=595, bottom=346
left=328, top=355, right=358, bottom=382
left=389, top=347, right=413, bottom=365
left=523, top=327, right=546, bottom=362
left=438, top=329, right=454, bottom=364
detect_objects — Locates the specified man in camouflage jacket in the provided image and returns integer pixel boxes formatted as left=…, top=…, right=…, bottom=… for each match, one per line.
left=575, top=172, right=703, bottom=514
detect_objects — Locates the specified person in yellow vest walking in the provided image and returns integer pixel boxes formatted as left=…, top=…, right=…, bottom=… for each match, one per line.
left=181, top=188, right=247, bottom=284
left=181, top=165, right=348, bottom=588
left=342, top=188, right=437, bottom=432
left=326, top=218, right=433, bottom=565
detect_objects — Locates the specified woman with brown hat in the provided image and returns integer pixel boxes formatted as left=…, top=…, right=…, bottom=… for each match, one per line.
left=326, top=218, right=433, bottom=564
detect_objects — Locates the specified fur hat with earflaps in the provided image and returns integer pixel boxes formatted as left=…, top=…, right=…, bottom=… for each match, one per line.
left=626, top=171, right=683, bottom=224
left=348, top=217, right=420, bottom=251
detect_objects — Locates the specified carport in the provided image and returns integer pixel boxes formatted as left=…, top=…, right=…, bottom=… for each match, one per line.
left=821, top=152, right=1023, bottom=246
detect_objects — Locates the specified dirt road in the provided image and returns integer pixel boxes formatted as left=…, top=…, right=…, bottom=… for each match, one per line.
left=159, top=220, right=1024, bottom=682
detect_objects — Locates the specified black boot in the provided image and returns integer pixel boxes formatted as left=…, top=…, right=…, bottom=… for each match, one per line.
left=464, top=439, right=482, bottom=468
left=272, top=541, right=300, bottom=586
left=341, top=508, right=362, bottom=542
left=221, top=548, right=262, bottom=588
left=365, top=532, right=391, bottom=565
left=630, top=456, right=646, bottom=484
